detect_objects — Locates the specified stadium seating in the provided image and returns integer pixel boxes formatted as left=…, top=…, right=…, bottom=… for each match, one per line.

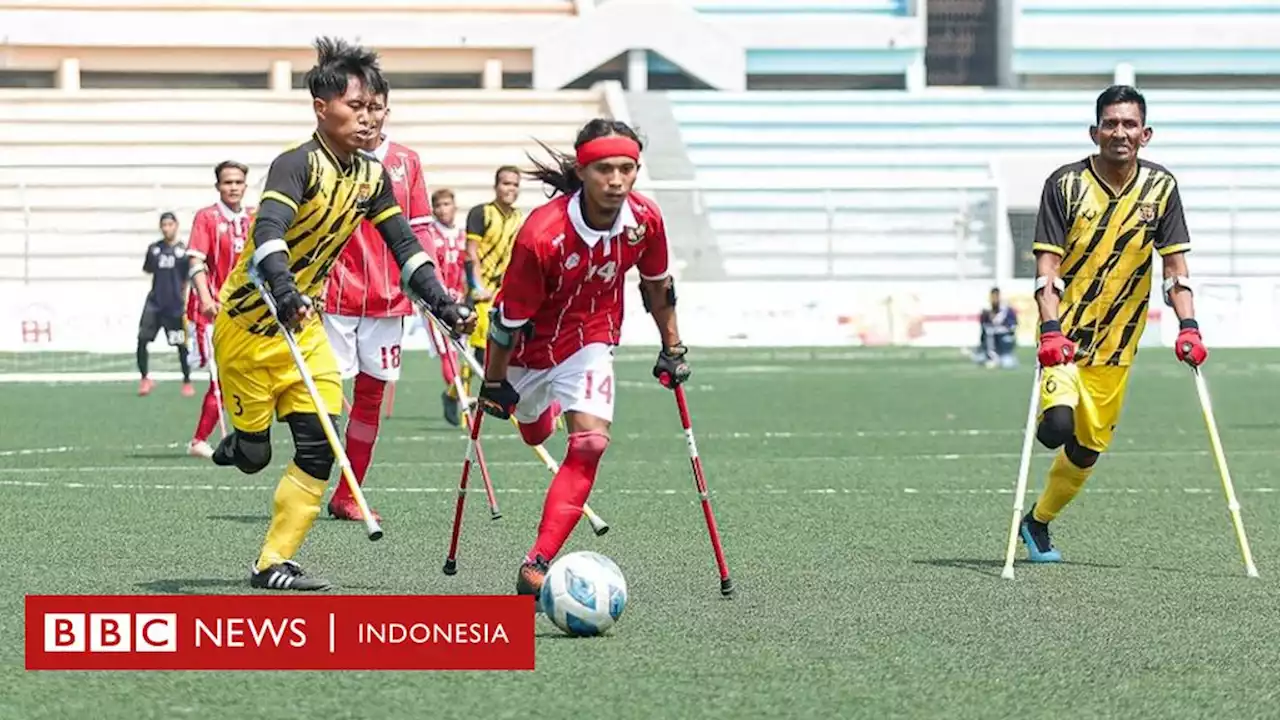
left=665, top=89, right=1280, bottom=278
left=646, top=0, right=922, bottom=81
left=1014, top=0, right=1280, bottom=77
left=0, top=89, right=607, bottom=281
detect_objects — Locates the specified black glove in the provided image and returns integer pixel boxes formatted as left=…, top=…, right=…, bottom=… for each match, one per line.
left=478, top=379, right=520, bottom=420
left=437, top=302, right=475, bottom=338
left=653, top=344, right=690, bottom=388
left=270, top=279, right=310, bottom=333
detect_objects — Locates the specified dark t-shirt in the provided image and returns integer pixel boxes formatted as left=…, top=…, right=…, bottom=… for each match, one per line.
left=143, top=239, right=190, bottom=317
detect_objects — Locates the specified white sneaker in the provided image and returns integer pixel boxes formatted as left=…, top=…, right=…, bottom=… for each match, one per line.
left=188, top=440, right=214, bottom=459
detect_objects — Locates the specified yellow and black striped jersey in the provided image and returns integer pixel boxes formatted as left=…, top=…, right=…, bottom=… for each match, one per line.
left=1034, top=156, right=1191, bottom=367
left=466, top=201, right=523, bottom=291
left=221, top=133, right=403, bottom=335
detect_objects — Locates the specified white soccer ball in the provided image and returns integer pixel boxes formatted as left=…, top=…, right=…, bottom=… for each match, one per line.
left=540, top=551, right=628, bottom=637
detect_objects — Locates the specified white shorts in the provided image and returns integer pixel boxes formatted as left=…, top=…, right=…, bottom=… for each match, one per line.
left=508, top=343, right=616, bottom=424
left=322, top=314, right=406, bottom=381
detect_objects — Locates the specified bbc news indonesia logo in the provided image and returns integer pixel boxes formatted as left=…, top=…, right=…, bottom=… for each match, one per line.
left=26, top=595, right=535, bottom=671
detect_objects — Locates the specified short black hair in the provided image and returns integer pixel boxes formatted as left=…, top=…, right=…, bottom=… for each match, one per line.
left=214, top=160, right=248, bottom=182
left=304, top=37, right=387, bottom=101
left=494, top=166, right=521, bottom=186
left=1095, top=84, right=1147, bottom=124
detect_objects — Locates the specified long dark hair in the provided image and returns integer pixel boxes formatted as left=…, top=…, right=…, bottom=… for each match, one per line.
left=526, top=119, right=644, bottom=198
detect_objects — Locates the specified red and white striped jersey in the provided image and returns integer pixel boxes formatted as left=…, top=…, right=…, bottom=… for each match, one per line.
left=186, top=200, right=251, bottom=322
left=324, top=139, right=432, bottom=318
left=497, top=191, right=670, bottom=370
left=426, top=219, right=467, bottom=303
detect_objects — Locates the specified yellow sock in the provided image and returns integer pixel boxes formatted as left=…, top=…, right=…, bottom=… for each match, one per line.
left=1033, top=450, right=1094, bottom=523
left=255, top=462, right=327, bottom=572
left=459, top=360, right=472, bottom=395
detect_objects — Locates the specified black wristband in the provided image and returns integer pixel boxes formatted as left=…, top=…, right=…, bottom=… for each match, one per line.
left=1040, top=319, right=1062, bottom=335
left=1179, top=318, right=1199, bottom=331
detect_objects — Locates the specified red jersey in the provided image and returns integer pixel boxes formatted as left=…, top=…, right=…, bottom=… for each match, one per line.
left=186, top=201, right=251, bottom=322
left=324, top=139, right=432, bottom=318
left=426, top=219, right=467, bottom=302
left=498, top=191, right=670, bottom=369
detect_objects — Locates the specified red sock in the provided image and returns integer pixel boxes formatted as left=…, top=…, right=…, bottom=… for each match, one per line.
left=332, top=372, right=384, bottom=505
left=518, top=401, right=560, bottom=446
left=193, top=383, right=221, bottom=442
left=527, top=430, right=609, bottom=563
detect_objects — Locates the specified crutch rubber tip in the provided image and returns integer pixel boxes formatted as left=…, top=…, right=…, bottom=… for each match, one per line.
left=1248, top=566, right=1260, bottom=578
left=593, top=524, right=610, bottom=537
left=1000, top=566, right=1015, bottom=580
left=368, top=529, right=384, bottom=542
left=490, top=511, right=503, bottom=521
left=719, top=578, right=735, bottom=597
left=442, top=559, right=457, bottom=576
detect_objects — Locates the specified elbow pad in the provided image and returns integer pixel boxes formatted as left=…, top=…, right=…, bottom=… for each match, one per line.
left=1034, top=276, right=1064, bottom=298
left=487, top=307, right=533, bottom=350
left=1162, top=275, right=1192, bottom=307
left=641, top=277, right=677, bottom=314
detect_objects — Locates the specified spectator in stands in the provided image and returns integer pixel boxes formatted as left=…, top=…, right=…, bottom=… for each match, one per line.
left=974, top=286, right=1017, bottom=368
left=137, top=212, right=193, bottom=396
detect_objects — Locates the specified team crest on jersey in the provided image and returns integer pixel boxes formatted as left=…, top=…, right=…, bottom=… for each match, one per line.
left=1138, top=203, right=1157, bottom=224
left=356, top=182, right=373, bottom=203
left=625, top=224, right=646, bottom=246
left=565, top=253, right=581, bottom=270
left=387, top=164, right=406, bottom=184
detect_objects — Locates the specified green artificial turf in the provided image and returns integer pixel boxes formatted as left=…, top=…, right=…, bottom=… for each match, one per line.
left=3, top=347, right=1279, bottom=719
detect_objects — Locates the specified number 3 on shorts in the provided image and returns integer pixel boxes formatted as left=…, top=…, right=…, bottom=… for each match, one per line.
left=583, top=370, right=614, bottom=404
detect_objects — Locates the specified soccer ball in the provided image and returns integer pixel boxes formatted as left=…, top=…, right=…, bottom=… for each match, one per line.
left=540, top=551, right=628, bottom=637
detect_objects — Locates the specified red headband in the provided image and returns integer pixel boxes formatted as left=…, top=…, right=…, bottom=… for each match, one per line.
left=576, top=136, right=641, bottom=166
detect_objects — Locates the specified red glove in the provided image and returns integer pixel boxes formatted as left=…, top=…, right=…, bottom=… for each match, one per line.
left=1175, top=320, right=1207, bottom=367
left=1037, top=321, right=1077, bottom=367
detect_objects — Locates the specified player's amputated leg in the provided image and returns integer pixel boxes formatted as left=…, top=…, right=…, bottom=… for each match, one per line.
left=329, top=371, right=384, bottom=521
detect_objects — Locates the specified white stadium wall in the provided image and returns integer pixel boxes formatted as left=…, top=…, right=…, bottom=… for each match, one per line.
left=6, top=277, right=1263, bottom=357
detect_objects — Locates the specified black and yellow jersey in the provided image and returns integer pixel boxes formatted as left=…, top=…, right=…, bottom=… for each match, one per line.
left=220, top=132, right=404, bottom=335
left=1034, top=156, right=1191, bottom=367
left=466, top=201, right=523, bottom=292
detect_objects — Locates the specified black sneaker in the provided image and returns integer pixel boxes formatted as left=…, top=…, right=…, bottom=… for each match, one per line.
left=249, top=560, right=332, bottom=591
left=1019, top=509, right=1063, bottom=563
left=516, top=556, right=549, bottom=611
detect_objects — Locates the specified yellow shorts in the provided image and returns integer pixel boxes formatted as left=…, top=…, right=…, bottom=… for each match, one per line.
left=212, top=314, right=342, bottom=433
left=469, top=298, right=493, bottom=351
left=1039, top=364, right=1131, bottom=453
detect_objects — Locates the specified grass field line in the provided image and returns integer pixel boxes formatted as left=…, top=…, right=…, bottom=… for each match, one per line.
left=0, top=424, right=1240, bottom=458
left=4, top=445, right=1280, bottom=476
left=0, top=477, right=1274, bottom=497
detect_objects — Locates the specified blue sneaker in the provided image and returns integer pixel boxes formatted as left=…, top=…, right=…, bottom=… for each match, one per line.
left=1020, top=511, right=1063, bottom=563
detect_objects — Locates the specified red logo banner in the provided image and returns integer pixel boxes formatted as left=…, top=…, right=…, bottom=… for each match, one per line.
left=25, top=595, right=535, bottom=671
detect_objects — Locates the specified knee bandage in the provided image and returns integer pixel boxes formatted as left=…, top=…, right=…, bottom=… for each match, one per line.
left=1064, top=437, right=1100, bottom=468
left=233, top=430, right=272, bottom=474
left=287, top=413, right=337, bottom=480
left=1036, top=406, right=1074, bottom=450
